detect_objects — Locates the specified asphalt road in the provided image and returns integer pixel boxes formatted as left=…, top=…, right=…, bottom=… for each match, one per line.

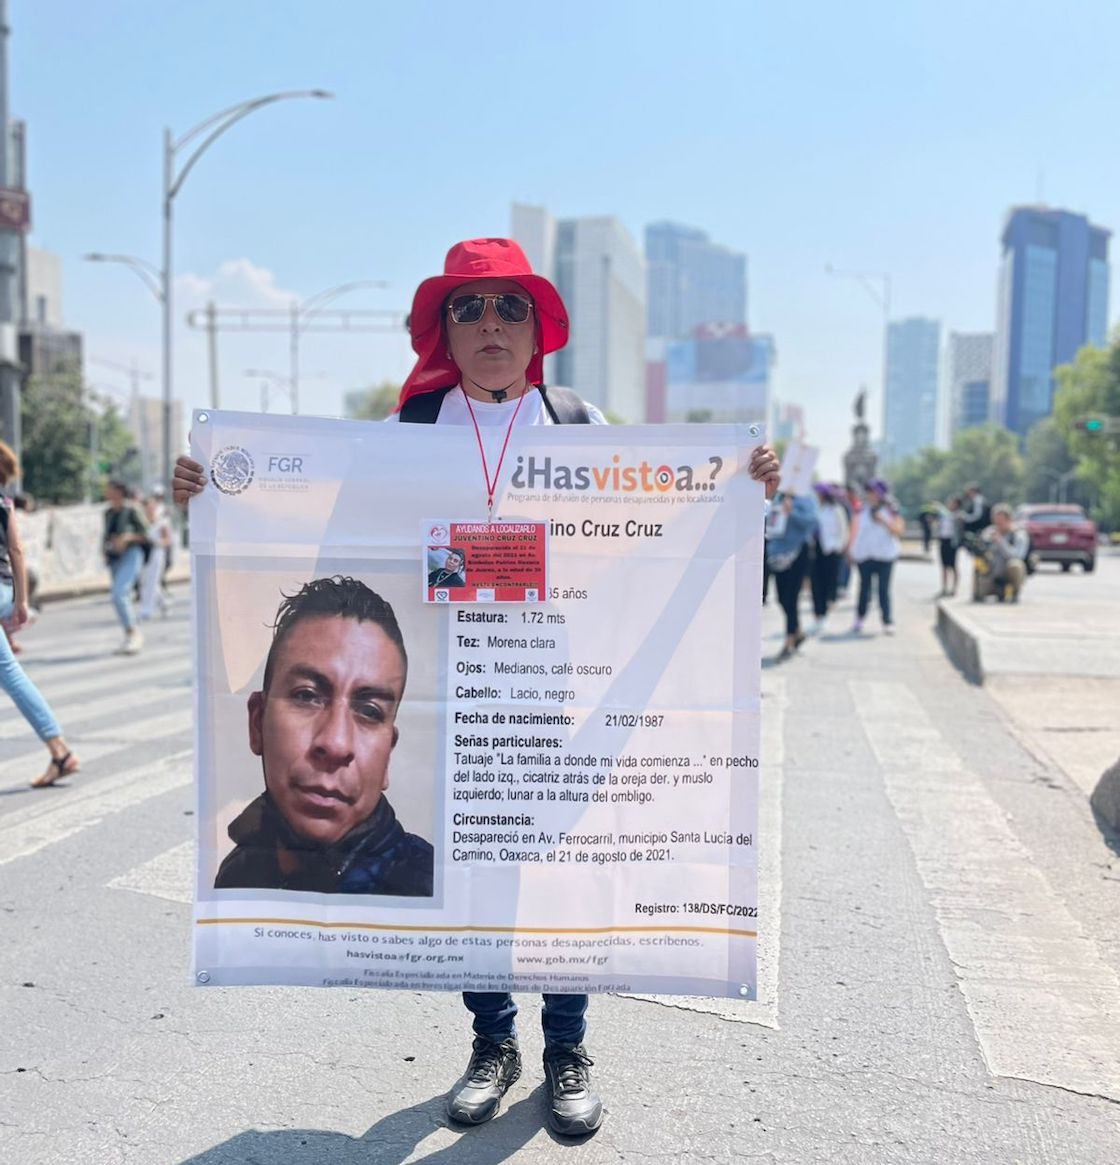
left=2, top=567, right=1118, bottom=1164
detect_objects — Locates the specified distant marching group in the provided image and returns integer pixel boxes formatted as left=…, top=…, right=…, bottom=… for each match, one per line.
left=764, top=477, right=904, bottom=661
left=765, top=477, right=1035, bottom=662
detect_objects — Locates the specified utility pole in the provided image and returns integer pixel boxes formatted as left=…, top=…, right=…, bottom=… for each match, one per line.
left=0, top=1, right=30, bottom=467
left=187, top=302, right=403, bottom=411
left=205, top=301, right=219, bottom=409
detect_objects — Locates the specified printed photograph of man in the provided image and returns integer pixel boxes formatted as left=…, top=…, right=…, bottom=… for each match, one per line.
left=214, top=575, right=434, bottom=896
left=427, top=547, right=467, bottom=589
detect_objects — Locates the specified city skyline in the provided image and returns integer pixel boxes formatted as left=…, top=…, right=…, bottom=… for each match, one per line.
left=13, top=1, right=1120, bottom=475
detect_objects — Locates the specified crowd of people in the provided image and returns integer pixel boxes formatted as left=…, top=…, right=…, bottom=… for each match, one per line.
left=765, top=477, right=1034, bottom=662
left=765, top=476, right=904, bottom=658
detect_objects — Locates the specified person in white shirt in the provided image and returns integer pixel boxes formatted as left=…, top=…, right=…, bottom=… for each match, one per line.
left=172, top=236, right=782, bottom=1140
left=936, top=496, right=963, bottom=597
left=138, top=494, right=173, bottom=620
left=809, top=483, right=849, bottom=632
left=847, top=478, right=904, bottom=635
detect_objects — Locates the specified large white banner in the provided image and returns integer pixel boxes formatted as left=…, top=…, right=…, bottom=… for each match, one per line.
left=191, top=410, right=764, bottom=1000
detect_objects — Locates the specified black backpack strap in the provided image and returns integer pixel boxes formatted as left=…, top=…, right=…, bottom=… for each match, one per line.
left=398, top=385, right=454, bottom=424
left=537, top=384, right=592, bottom=425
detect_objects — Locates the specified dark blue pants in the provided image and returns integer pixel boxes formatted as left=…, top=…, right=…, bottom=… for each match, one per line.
left=857, top=559, right=894, bottom=625
left=463, top=992, right=588, bottom=1047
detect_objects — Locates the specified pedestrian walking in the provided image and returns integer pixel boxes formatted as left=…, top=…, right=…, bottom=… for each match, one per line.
left=937, top=496, right=963, bottom=596
left=0, top=441, right=81, bottom=788
left=848, top=478, right=903, bottom=635
left=103, top=480, right=149, bottom=655
left=766, top=490, right=818, bottom=659
left=810, top=483, right=848, bottom=632
left=174, top=236, right=783, bottom=1139
left=138, top=493, right=172, bottom=621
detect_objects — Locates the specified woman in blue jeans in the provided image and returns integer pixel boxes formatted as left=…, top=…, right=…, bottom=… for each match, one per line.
left=103, top=480, right=149, bottom=655
left=0, top=442, right=80, bottom=787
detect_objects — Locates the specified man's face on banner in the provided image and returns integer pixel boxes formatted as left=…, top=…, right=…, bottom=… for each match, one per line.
left=248, top=615, right=406, bottom=847
left=444, top=551, right=463, bottom=574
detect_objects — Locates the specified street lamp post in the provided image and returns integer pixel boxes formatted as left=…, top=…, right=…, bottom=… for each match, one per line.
left=89, top=89, right=333, bottom=490
left=245, top=368, right=292, bottom=414
left=161, top=90, right=333, bottom=484
left=825, top=265, right=892, bottom=439
left=289, top=280, right=387, bottom=414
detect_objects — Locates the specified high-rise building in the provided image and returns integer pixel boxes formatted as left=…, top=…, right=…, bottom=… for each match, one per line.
left=884, top=317, right=941, bottom=462
left=991, top=206, right=1111, bottom=437
left=771, top=401, right=806, bottom=445
left=19, top=246, right=83, bottom=380
left=645, top=221, right=747, bottom=341
left=512, top=204, right=645, bottom=420
left=944, top=332, right=993, bottom=439
left=656, top=325, right=773, bottom=424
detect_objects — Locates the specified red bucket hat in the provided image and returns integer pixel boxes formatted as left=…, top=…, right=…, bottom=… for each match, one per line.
left=396, top=238, right=569, bottom=410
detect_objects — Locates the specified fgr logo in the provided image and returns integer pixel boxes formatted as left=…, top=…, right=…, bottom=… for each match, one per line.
left=429, top=524, right=449, bottom=543
left=266, top=455, right=305, bottom=473
left=434, top=589, right=450, bottom=603
left=210, top=446, right=255, bottom=495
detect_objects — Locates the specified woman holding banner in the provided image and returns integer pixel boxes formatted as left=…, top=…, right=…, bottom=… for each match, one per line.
left=174, top=237, right=781, bottom=1138
left=0, top=441, right=81, bottom=788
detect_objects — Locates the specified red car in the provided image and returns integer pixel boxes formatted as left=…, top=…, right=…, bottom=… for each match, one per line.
left=1015, top=504, right=1098, bottom=572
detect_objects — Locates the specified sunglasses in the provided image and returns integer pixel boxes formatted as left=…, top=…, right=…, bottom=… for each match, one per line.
left=447, top=292, right=534, bottom=325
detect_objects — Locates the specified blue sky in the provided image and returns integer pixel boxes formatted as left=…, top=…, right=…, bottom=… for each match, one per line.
left=17, top=0, right=1120, bottom=474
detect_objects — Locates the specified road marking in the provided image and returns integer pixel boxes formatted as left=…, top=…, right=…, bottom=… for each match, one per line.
left=0, top=740, right=121, bottom=792
left=854, top=679, right=1120, bottom=1101
left=0, top=669, right=191, bottom=740
left=0, top=750, right=192, bottom=866
left=109, top=840, right=194, bottom=904
left=19, top=642, right=190, bottom=692
left=85, top=708, right=193, bottom=742
left=620, top=674, right=784, bottom=1028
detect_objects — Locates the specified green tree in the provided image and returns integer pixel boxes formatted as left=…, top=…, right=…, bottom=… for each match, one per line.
left=885, top=447, right=950, bottom=516
left=19, top=365, right=141, bottom=503
left=20, top=364, right=93, bottom=504
left=937, top=424, right=1024, bottom=507
left=1053, top=338, right=1120, bottom=528
left=885, top=424, right=1024, bottom=514
left=1022, top=417, right=1080, bottom=505
left=345, top=381, right=401, bottom=421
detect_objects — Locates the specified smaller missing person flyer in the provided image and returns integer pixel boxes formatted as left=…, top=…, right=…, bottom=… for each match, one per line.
left=423, top=520, right=548, bottom=603
left=190, top=410, right=764, bottom=1000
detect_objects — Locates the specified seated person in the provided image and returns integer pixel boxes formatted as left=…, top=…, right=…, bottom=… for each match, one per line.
left=977, top=504, right=1029, bottom=602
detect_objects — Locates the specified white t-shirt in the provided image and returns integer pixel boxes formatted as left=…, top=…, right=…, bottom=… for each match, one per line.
left=850, top=507, right=900, bottom=563
left=816, top=505, right=849, bottom=554
left=385, top=385, right=607, bottom=458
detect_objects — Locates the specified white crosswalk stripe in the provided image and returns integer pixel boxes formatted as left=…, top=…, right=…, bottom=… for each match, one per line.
left=109, top=840, right=194, bottom=904
left=854, top=679, right=1120, bottom=1102
left=0, top=749, right=192, bottom=866
left=84, top=707, right=193, bottom=742
left=0, top=665, right=190, bottom=739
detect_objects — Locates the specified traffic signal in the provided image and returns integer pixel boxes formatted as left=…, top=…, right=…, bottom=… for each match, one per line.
left=1074, top=416, right=1107, bottom=434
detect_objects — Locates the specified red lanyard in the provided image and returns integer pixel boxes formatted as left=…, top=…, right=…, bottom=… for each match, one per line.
left=462, top=389, right=529, bottom=520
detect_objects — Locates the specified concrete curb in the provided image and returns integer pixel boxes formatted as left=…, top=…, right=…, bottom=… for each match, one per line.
left=936, top=601, right=983, bottom=685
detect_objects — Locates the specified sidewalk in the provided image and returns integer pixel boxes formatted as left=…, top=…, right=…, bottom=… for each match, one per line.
left=936, top=550, right=1120, bottom=823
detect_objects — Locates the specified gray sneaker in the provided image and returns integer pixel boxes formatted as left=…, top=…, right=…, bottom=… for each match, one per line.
left=447, top=1036, right=521, bottom=1125
left=543, top=1043, right=603, bottom=1136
